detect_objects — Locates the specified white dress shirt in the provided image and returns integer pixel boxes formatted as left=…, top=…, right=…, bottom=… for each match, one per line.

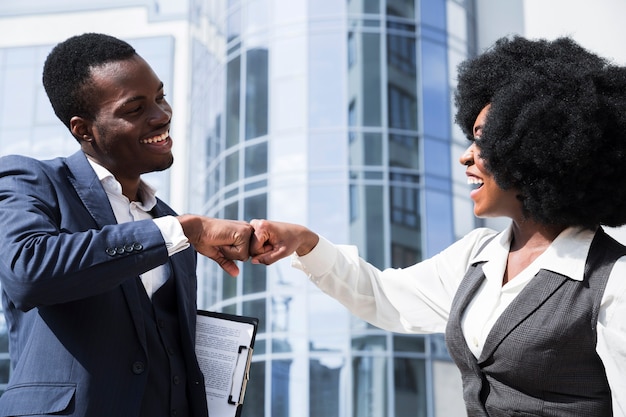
left=292, top=224, right=626, bottom=416
left=88, top=159, right=189, bottom=298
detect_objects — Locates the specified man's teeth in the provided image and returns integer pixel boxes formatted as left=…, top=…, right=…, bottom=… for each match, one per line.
left=141, top=131, right=169, bottom=144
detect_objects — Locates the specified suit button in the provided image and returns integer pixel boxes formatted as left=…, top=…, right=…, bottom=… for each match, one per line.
left=173, top=375, right=180, bottom=385
left=124, top=243, right=136, bottom=252
left=105, top=247, right=117, bottom=256
left=133, top=242, right=143, bottom=251
left=132, top=361, right=145, bottom=374
left=115, top=246, right=125, bottom=255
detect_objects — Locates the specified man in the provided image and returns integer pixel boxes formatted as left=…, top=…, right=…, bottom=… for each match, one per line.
left=0, top=33, right=251, bottom=416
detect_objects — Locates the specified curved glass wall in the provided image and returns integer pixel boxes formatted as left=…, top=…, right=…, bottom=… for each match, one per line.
left=188, top=0, right=477, bottom=416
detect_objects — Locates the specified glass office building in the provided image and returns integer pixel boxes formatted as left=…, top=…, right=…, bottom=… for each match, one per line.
left=187, top=1, right=476, bottom=416
left=0, top=1, right=483, bottom=415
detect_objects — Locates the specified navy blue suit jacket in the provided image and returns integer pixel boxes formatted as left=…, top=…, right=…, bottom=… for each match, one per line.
left=0, top=151, right=208, bottom=416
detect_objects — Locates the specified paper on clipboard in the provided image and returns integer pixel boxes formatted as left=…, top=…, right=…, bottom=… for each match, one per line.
left=195, top=310, right=258, bottom=417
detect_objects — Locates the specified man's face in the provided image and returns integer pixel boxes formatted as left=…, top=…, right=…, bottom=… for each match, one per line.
left=81, top=55, right=173, bottom=182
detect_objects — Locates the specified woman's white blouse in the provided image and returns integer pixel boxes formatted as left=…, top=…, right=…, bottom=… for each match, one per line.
left=292, top=224, right=626, bottom=417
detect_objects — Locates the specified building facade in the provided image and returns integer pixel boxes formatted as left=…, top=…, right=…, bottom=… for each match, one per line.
left=186, top=1, right=478, bottom=416
left=0, top=1, right=497, bottom=416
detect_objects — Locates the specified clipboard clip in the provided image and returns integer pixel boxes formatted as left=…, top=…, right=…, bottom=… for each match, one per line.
left=228, top=345, right=254, bottom=406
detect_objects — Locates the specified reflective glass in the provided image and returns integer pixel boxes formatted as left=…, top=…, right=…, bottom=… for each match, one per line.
left=308, top=131, right=346, bottom=169
left=394, top=357, right=427, bottom=417
left=271, top=359, right=291, bottom=417
left=227, top=3, right=242, bottom=43
left=364, top=184, right=384, bottom=268
left=421, top=44, right=449, bottom=139
left=389, top=134, right=419, bottom=169
left=419, top=0, right=446, bottom=31
left=244, top=142, right=268, bottom=177
left=309, top=32, right=345, bottom=128
left=310, top=356, right=341, bottom=417
left=242, top=361, right=265, bottom=417
left=352, top=334, right=386, bottom=351
left=243, top=298, right=266, bottom=332
left=225, top=151, right=239, bottom=185
left=245, top=48, right=268, bottom=140
left=388, top=85, right=417, bottom=130
left=353, top=355, right=387, bottom=417
left=226, top=57, right=241, bottom=148
left=393, top=334, right=425, bottom=353
left=349, top=132, right=383, bottom=166
left=361, top=33, right=382, bottom=126
left=386, top=0, right=415, bottom=18
left=309, top=291, right=350, bottom=352
left=347, top=0, right=380, bottom=14
left=245, top=0, right=268, bottom=34
left=243, top=262, right=267, bottom=294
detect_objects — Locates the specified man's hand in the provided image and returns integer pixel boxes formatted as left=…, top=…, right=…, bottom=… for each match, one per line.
left=177, top=215, right=253, bottom=276
left=249, top=219, right=319, bottom=265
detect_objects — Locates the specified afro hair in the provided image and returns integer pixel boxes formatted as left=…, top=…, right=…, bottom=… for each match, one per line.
left=454, top=36, right=626, bottom=228
left=42, top=33, right=136, bottom=130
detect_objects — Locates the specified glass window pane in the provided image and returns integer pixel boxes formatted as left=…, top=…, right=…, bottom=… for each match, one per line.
left=389, top=134, right=419, bottom=169
left=226, top=56, right=241, bottom=148
left=310, top=356, right=341, bottom=417
left=243, top=262, right=266, bottom=294
left=353, top=355, right=387, bottom=417
left=225, top=151, right=239, bottom=185
left=365, top=185, right=384, bottom=268
left=245, top=142, right=268, bottom=177
left=243, top=298, right=266, bottom=333
left=271, top=359, right=291, bottom=417
left=394, top=357, right=427, bottom=417
left=387, top=0, right=415, bottom=18
left=362, top=33, right=382, bottom=127
left=393, top=335, right=425, bottom=353
left=245, top=48, right=268, bottom=140
left=352, top=335, right=386, bottom=351
left=309, top=32, right=345, bottom=128
left=243, top=361, right=265, bottom=417
left=350, top=132, right=383, bottom=166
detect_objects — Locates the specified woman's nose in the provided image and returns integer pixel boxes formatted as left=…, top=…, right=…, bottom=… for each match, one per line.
left=459, top=143, right=475, bottom=166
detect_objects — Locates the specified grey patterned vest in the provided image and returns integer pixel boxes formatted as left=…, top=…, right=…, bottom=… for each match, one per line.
left=445, top=228, right=624, bottom=417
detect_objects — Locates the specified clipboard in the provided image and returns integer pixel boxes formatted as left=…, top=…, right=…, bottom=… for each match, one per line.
left=195, top=310, right=259, bottom=417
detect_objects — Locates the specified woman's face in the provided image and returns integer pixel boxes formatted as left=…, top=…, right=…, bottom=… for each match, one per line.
left=459, top=104, right=522, bottom=219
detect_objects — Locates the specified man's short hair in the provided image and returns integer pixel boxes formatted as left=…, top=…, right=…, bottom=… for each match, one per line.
left=42, top=33, right=136, bottom=129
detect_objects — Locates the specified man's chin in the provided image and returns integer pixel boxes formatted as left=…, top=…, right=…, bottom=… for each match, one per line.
left=153, top=156, right=174, bottom=172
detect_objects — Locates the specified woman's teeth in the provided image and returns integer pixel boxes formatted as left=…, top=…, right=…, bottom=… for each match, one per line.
left=467, top=177, right=484, bottom=189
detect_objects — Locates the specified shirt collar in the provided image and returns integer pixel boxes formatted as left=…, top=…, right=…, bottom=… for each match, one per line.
left=86, top=156, right=158, bottom=211
left=471, top=223, right=595, bottom=282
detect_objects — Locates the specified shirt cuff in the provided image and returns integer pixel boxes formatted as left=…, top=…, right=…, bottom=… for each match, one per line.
left=153, top=215, right=190, bottom=256
left=291, top=235, right=339, bottom=277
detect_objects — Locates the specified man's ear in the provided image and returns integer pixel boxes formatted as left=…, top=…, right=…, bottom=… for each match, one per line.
left=70, top=116, right=93, bottom=144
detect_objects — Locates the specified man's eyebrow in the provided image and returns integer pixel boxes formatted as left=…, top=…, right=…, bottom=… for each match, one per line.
left=121, top=82, right=165, bottom=106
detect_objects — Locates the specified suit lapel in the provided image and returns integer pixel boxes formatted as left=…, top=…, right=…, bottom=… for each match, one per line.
left=477, top=270, right=568, bottom=364
left=65, top=151, right=148, bottom=350
left=65, top=151, right=117, bottom=228
left=447, top=263, right=487, bottom=364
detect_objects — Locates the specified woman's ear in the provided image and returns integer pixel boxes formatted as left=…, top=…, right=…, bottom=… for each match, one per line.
left=70, top=116, right=93, bottom=144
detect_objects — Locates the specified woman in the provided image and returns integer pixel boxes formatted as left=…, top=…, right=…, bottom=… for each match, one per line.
left=249, top=36, right=626, bottom=416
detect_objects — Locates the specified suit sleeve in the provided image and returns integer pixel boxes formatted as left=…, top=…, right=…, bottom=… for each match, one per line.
left=0, top=155, right=171, bottom=311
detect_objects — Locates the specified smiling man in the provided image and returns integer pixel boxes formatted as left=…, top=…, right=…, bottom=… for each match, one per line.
left=0, top=33, right=252, bottom=417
